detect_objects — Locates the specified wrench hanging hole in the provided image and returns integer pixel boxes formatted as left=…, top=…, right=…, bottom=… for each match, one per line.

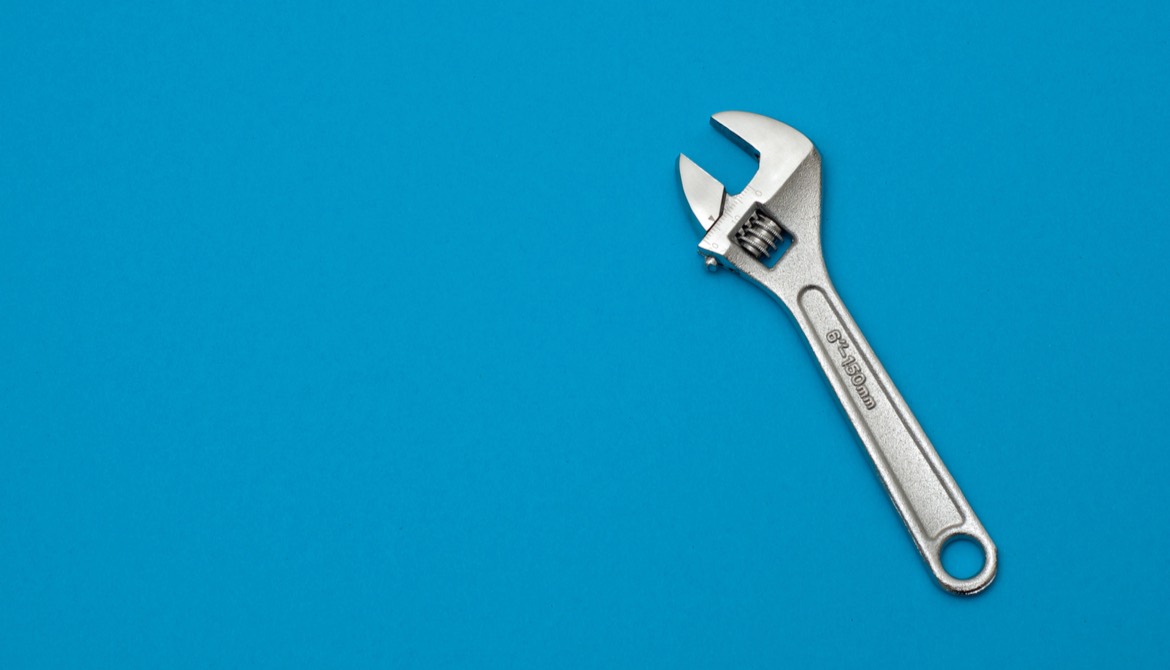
left=735, top=208, right=790, bottom=268
left=941, top=534, right=986, bottom=581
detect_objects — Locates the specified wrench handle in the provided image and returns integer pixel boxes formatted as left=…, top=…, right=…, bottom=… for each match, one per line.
left=793, top=282, right=997, bottom=595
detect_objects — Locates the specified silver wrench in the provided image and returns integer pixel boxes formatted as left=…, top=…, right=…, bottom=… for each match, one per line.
left=678, top=111, right=997, bottom=595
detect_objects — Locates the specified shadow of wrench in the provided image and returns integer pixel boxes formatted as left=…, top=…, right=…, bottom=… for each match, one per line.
left=678, top=111, right=997, bottom=595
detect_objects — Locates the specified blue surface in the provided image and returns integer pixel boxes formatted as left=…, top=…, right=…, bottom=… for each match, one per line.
left=3, top=2, right=1169, bottom=667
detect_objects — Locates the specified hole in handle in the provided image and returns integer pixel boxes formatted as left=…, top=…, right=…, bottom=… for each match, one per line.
left=941, top=534, right=987, bottom=581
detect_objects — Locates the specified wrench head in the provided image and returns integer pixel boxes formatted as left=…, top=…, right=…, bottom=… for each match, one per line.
left=678, top=112, right=822, bottom=272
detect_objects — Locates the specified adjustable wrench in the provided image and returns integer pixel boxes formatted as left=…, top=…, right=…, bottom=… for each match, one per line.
left=678, top=111, right=996, bottom=595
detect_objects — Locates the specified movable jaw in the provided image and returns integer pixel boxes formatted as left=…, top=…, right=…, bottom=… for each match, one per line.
left=678, top=112, right=823, bottom=297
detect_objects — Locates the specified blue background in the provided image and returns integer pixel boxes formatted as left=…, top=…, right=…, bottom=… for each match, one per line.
left=3, top=1, right=1169, bottom=667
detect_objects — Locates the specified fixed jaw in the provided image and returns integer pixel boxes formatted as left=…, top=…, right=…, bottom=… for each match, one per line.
left=678, top=111, right=817, bottom=237
left=679, top=112, right=822, bottom=277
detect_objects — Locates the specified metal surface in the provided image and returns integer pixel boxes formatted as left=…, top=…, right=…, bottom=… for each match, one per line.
left=678, top=111, right=997, bottom=595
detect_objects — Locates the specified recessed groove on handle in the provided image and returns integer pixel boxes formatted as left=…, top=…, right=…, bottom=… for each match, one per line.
left=795, top=285, right=997, bottom=594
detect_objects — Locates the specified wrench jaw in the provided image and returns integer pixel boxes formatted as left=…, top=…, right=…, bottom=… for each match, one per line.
left=679, top=112, right=825, bottom=305
left=678, top=154, right=726, bottom=236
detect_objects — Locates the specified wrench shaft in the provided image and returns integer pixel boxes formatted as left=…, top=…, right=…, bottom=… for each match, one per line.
left=793, top=282, right=997, bottom=594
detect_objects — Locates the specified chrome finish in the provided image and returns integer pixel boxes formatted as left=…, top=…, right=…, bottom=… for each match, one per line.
left=677, top=111, right=997, bottom=595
